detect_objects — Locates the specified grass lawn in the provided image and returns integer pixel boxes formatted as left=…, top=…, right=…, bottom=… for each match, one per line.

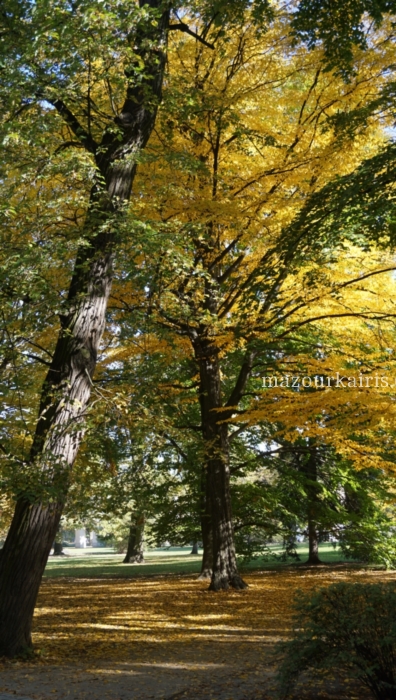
left=44, top=542, right=352, bottom=578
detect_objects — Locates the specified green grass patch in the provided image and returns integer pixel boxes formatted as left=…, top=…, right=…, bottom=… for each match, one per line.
left=44, top=547, right=203, bottom=578
left=240, top=542, right=350, bottom=570
left=44, top=543, right=351, bottom=579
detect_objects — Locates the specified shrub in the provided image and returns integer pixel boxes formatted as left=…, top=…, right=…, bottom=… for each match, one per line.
left=277, top=582, right=396, bottom=700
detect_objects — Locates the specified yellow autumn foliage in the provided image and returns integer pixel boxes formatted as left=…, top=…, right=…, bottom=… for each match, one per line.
left=106, top=14, right=396, bottom=471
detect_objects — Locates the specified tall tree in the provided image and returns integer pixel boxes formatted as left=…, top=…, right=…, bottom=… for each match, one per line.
left=0, top=0, right=282, bottom=653
left=122, top=15, right=394, bottom=588
left=0, top=0, right=170, bottom=656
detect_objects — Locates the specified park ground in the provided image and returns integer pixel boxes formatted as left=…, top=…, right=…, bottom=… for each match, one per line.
left=0, top=545, right=395, bottom=700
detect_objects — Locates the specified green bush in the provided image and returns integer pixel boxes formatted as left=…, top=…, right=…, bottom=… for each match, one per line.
left=277, top=582, right=396, bottom=700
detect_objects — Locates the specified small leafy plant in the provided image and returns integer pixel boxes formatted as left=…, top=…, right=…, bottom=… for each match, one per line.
left=277, top=582, right=396, bottom=700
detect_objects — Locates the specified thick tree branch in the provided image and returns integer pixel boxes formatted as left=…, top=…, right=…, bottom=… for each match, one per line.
left=169, top=23, right=215, bottom=49
left=217, top=254, right=244, bottom=285
left=162, top=432, right=189, bottom=461
left=53, top=140, right=86, bottom=155
left=49, top=99, right=98, bottom=154
left=207, top=232, right=244, bottom=272
left=17, top=337, right=53, bottom=359
left=274, top=311, right=396, bottom=339
left=226, top=350, right=257, bottom=411
left=22, top=353, right=51, bottom=367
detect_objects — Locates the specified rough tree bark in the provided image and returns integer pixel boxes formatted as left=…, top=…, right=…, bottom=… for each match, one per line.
left=195, top=337, right=247, bottom=591
left=199, top=527, right=213, bottom=578
left=0, top=0, right=169, bottom=657
left=198, top=462, right=213, bottom=579
left=123, top=513, right=145, bottom=563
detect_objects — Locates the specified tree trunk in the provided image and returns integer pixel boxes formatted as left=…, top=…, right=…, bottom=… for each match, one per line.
left=305, top=445, right=322, bottom=565
left=198, top=464, right=213, bottom=579
left=53, top=524, right=64, bottom=556
left=0, top=0, right=169, bottom=658
left=208, top=431, right=247, bottom=590
left=191, top=541, right=199, bottom=555
left=307, top=518, right=321, bottom=565
left=0, top=500, right=61, bottom=656
left=123, top=514, right=145, bottom=563
left=199, top=542, right=213, bottom=578
left=53, top=542, right=63, bottom=555
left=196, top=339, right=247, bottom=591
left=53, top=538, right=64, bottom=556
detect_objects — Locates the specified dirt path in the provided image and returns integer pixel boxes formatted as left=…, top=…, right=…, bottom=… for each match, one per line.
left=0, top=648, right=368, bottom=700
left=0, top=567, right=392, bottom=700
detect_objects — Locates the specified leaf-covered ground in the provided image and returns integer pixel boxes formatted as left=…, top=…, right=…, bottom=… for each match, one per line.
left=0, top=566, right=394, bottom=699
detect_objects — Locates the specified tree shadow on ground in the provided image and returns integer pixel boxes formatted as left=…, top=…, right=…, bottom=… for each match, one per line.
left=1, top=567, right=392, bottom=700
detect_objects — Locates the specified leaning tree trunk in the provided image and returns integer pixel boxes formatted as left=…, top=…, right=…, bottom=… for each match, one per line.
left=0, top=0, right=168, bottom=658
left=123, top=513, right=145, bottom=563
left=304, top=445, right=322, bottom=565
left=198, top=462, right=213, bottom=580
left=196, top=339, right=247, bottom=591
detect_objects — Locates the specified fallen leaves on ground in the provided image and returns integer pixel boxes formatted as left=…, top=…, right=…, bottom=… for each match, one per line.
left=0, top=566, right=394, bottom=699
left=30, top=566, right=395, bottom=662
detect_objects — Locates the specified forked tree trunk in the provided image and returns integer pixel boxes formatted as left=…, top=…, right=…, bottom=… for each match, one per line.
left=0, top=0, right=168, bottom=658
left=196, top=340, right=247, bottom=591
left=123, top=514, right=145, bottom=563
